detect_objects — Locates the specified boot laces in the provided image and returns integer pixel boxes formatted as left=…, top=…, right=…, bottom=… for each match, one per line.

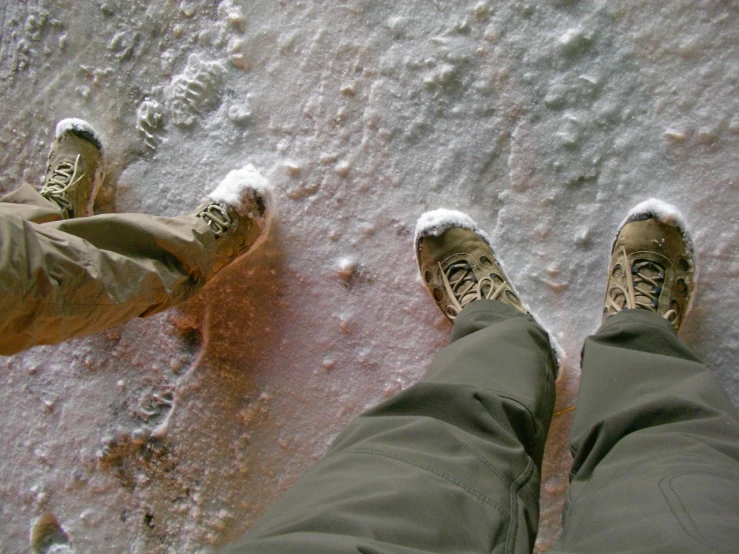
left=608, top=246, right=678, bottom=324
left=439, top=259, right=508, bottom=318
left=41, top=155, right=83, bottom=211
left=197, top=202, right=233, bottom=237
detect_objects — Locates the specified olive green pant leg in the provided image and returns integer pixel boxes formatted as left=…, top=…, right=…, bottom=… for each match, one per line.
left=552, top=310, right=739, bottom=554
left=0, top=185, right=217, bottom=355
left=222, top=300, right=557, bottom=554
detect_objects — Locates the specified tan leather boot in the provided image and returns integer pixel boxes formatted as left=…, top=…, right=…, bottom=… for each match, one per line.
left=604, top=199, right=695, bottom=331
left=415, top=210, right=526, bottom=321
left=40, top=118, right=105, bottom=219
left=193, top=165, right=273, bottom=278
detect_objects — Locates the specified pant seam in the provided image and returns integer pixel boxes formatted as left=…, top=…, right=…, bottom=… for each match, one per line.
left=491, top=392, right=543, bottom=455
left=348, top=448, right=510, bottom=518
left=474, top=392, right=516, bottom=435
left=457, top=441, right=513, bottom=488
left=505, top=457, right=535, bottom=554
left=454, top=438, right=538, bottom=506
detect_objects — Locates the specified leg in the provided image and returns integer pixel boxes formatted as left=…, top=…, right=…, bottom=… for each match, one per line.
left=554, top=199, right=739, bottom=554
left=0, top=117, right=273, bottom=355
left=0, top=210, right=216, bottom=355
left=0, top=167, right=272, bottom=356
left=0, top=182, right=64, bottom=224
left=223, top=210, right=557, bottom=554
left=222, top=300, right=556, bottom=554
left=554, top=310, right=739, bottom=554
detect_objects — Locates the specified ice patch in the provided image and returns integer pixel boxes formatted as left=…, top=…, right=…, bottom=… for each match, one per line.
left=55, top=118, right=103, bottom=151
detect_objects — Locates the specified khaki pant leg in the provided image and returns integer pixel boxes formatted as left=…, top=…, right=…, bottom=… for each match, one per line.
left=221, top=300, right=557, bottom=554
left=0, top=182, right=64, bottom=223
left=552, top=310, right=739, bottom=554
left=0, top=208, right=216, bottom=355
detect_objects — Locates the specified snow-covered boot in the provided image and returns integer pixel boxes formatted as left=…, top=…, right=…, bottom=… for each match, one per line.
left=40, top=118, right=105, bottom=219
left=603, top=199, right=695, bottom=331
left=194, top=164, right=273, bottom=278
left=414, top=209, right=526, bottom=321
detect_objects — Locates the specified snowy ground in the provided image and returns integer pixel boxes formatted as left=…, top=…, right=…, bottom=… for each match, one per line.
left=1, top=0, right=737, bottom=552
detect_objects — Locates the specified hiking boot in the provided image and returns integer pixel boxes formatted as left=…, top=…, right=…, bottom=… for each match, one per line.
left=40, top=118, right=105, bottom=219
left=603, top=199, right=695, bottom=331
left=415, top=209, right=526, bottom=321
left=194, top=164, right=273, bottom=278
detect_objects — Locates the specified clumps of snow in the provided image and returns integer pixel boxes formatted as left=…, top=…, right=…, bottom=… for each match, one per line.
left=414, top=209, right=493, bottom=257
left=219, top=0, right=246, bottom=31
left=558, top=26, right=593, bottom=56
left=227, top=101, right=252, bottom=125
left=135, top=99, right=164, bottom=150
left=55, top=118, right=103, bottom=151
left=622, top=197, right=689, bottom=229
left=209, top=164, right=272, bottom=214
left=620, top=197, right=694, bottom=252
left=284, top=161, right=301, bottom=177
left=208, top=165, right=274, bottom=254
left=337, top=258, right=356, bottom=281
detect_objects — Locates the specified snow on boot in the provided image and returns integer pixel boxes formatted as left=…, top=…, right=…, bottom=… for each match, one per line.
left=40, top=118, right=105, bottom=219
left=603, top=198, right=696, bottom=331
left=194, top=164, right=273, bottom=278
left=415, top=209, right=526, bottom=321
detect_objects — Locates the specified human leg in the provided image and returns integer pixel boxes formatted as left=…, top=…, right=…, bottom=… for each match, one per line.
left=554, top=199, right=739, bottom=554
left=553, top=311, right=739, bottom=554
left=221, top=211, right=557, bottom=554
left=0, top=170, right=272, bottom=355
left=0, top=183, right=64, bottom=224
left=223, top=301, right=555, bottom=554
left=0, top=119, right=272, bottom=355
left=0, top=209, right=215, bottom=355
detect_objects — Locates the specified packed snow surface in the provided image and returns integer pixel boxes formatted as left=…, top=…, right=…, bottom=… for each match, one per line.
left=1, top=1, right=738, bottom=552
